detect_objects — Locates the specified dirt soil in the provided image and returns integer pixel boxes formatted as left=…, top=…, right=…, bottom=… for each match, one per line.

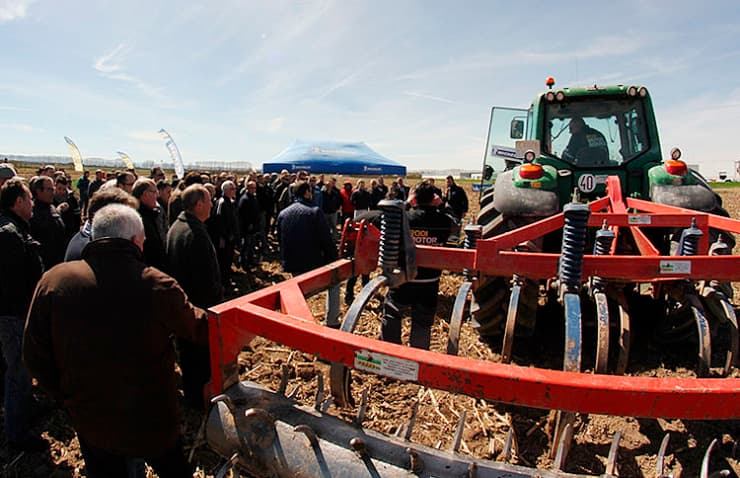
left=2, top=182, right=740, bottom=477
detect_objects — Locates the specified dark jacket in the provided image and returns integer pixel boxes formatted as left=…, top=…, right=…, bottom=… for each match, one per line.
left=30, top=202, right=67, bottom=269
left=445, top=183, right=469, bottom=219
left=238, top=192, right=261, bottom=238
left=138, top=205, right=167, bottom=270
left=407, top=205, right=453, bottom=282
left=350, top=189, right=372, bottom=211
left=166, top=211, right=223, bottom=308
left=23, top=238, right=207, bottom=456
left=76, top=176, right=90, bottom=200
left=87, top=178, right=105, bottom=198
left=276, top=198, right=337, bottom=274
left=213, top=196, right=239, bottom=247
left=321, top=186, right=342, bottom=214
left=54, top=190, right=81, bottom=241
left=371, top=184, right=388, bottom=208
left=0, top=211, right=44, bottom=318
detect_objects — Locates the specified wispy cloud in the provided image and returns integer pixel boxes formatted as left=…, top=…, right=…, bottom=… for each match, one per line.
left=403, top=91, right=457, bottom=105
left=0, top=0, right=32, bottom=22
left=94, top=43, right=165, bottom=100
left=0, top=122, right=34, bottom=132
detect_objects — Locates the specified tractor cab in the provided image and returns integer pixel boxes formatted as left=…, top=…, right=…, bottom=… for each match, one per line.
left=481, top=81, right=664, bottom=205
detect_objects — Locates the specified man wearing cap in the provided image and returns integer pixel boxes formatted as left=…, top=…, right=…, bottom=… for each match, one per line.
left=0, top=163, right=17, bottom=187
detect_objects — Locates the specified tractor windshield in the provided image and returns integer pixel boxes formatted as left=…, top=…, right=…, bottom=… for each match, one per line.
left=543, top=96, right=649, bottom=168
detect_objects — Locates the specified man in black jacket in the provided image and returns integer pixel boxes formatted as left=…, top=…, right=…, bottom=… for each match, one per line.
left=30, top=175, right=67, bottom=269
left=0, top=178, right=45, bottom=451
left=132, top=178, right=167, bottom=270
left=444, top=175, right=469, bottom=221
left=380, top=182, right=452, bottom=349
left=277, top=181, right=340, bottom=326
left=166, top=184, right=222, bottom=408
left=238, top=180, right=261, bottom=268
left=213, top=180, right=239, bottom=281
left=321, top=177, right=342, bottom=242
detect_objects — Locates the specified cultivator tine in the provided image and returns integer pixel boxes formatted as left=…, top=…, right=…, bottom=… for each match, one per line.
left=447, top=281, right=472, bottom=355
left=315, top=372, right=325, bottom=411
left=701, top=438, right=730, bottom=478
left=563, top=293, right=583, bottom=374
left=398, top=400, right=419, bottom=441
left=214, top=452, right=239, bottom=478
left=295, top=425, right=332, bottom=478
left=330, top=275, right=388, bottom=408
left=501, top=426, right=517, bottom=462
left=553, top=421, right=574, bottom=471
left=718, top=298, right=739, bottom=374
left=604, top=430, right=622, bottom=477
left=501, top=277, right=522, bottom=364
left=356, top=387, right=369, bottom=425
left=656, top=433, right=670, bottom=477
left=688, top=294, right=712, bottom=377
left=594, top=291, right=610, bottom=374
left=407, top=447, right=423, bottom=473
left=451, top=410, right=467, bottom=453
left=278, top=364, right=290, bottom=396
left=615, top=294, right=631, bottom=375
left=349, top=438, right=382, bottom=478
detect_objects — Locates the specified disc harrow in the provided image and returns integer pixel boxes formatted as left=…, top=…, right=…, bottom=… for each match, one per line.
left=205, top=175, right=740, bottom=476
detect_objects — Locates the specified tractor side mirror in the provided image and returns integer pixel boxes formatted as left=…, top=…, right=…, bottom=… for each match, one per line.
left=510, top=119, right=525, bottom=139
left=483, top=165, right=494, bottom=180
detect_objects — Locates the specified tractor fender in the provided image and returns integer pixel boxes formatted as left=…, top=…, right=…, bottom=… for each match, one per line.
left=492, top=170, right=560, bottom=217
left=650, top=184, right=719, bottom=212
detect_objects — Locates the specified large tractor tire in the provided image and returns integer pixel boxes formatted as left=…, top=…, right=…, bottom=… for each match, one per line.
left=470, top=214, right=540, bottom=339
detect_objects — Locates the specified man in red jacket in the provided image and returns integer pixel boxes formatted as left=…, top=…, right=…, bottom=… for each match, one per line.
left=339, top=180, right=354, bottom=227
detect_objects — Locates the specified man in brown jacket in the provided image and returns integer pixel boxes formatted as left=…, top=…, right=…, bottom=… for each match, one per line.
left=24, top=203, right=208, bottom=477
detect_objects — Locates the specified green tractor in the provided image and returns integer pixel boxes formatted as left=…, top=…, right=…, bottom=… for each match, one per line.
left=472, top=78, right=734, bottom=369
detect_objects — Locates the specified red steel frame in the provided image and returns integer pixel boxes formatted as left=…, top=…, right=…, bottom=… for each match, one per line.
left=207, top=177, right=740, bottom=420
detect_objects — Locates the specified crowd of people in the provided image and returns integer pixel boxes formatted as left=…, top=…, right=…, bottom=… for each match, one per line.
left=0, top=161, right=469, bottom=477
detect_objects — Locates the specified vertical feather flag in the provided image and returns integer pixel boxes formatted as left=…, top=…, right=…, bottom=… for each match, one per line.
left=158, top=129, right=185, bottom=179
left=64, top=136, right=84, bottom=172
left=116, top=151, right=135, bottom=170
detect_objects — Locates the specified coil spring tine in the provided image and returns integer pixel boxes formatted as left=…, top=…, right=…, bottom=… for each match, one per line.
left=451, top=410, right=467, bottom=453
left=656, top=433, right=670, bottom=477
left=211, top=394, right=236, bottom=412
left=688, top=295, right=712, bottom=377
left=604, top=430, right=622, bottom=476
left=377, top=200, right=405, bottom=273
left=215, top=453, right=239, bottom=478
left=559, top=202, right=590, bottom=295
left=356, top=387, right=369, bottom=425
left=553, top=421, right=574, bottom=471
left=701, top=438, right=730, bottom=478
left=463, top=224, right=482, bottom=279
left=447, top=281, right=472, bottom=356
left=501, top=279, right=522, bottom=364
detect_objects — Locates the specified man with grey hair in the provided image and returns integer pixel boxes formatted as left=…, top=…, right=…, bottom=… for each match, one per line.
left=166, top=184, right=222, bottom=408
left=211, top=180, right=239, bottom=283
left=24, top=203, right=208, bottom=477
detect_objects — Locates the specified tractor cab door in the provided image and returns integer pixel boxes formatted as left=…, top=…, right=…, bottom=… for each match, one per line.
left=482, top=107, right=529, bottom=183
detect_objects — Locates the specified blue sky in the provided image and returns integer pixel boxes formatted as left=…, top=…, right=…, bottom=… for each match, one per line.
left=1, top=0, right=739, bottom=178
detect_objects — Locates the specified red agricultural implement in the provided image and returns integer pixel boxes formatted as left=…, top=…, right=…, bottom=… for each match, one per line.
left=203, top=175, right=740, bottom=477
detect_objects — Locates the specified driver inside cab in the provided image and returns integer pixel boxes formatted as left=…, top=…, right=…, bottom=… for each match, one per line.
left=563, top=116, right=609, bottom=166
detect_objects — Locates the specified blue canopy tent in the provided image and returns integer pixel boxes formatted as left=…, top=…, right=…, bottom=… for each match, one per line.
left=263, top=140, right=406, bottom=176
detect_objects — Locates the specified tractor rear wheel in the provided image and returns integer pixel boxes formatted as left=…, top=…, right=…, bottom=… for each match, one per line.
left=471, top=214, right=539, bottom=340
